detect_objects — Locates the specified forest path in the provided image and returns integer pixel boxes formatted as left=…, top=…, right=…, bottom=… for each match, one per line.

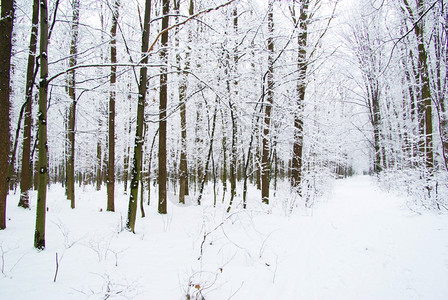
left=253, top=176, right=448, bottom=300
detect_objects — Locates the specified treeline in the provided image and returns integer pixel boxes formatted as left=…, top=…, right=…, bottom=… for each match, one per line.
left=0, top=0, right=446, bottom=247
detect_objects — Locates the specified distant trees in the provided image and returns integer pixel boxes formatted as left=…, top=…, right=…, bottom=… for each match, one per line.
left=340, top=0, right=446, bottom=205
left=349, top=8, right=385, bottom=174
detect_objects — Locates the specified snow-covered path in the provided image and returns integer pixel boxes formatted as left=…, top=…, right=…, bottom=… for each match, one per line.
left=1, top=176, right=448, bottom=299
left=235, top=176, right=448, bottom=300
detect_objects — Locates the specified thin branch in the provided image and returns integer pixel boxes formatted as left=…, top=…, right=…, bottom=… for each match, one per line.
left=147, top=0, right=238, bottom=53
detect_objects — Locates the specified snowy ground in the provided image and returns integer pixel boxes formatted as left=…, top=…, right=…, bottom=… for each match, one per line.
left=1, top=176, right=448, bottom=299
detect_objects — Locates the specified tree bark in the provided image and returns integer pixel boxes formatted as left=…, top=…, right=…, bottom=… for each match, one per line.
left=34, top=0, right=48, bottom=248
left=261, top=1, right=274, bottom=205
left=221, top=109, right=228, bottom=203
left=0, top=0, right=14, bottom=229
left=227, top=6, right=238, bottom=213
left=107, top=0, right=120, bottom=212
left=290, top=0, right=309, bottom=195
left=96, top=119, right=102, bottom=191
left=158, top=0, right=170, bottom=215
left=66, top=0, right=79, bottom=209
left=123, top=84, right=132, bottom=194
left=197, top=103, right=218, bottom=206
left=19, top=0, right=39, bottom=209
left=127, top=0, right=152, bottom=233
left=403, top=0, right=434, bottom=172
left=175, top=0, right=192, bottom=204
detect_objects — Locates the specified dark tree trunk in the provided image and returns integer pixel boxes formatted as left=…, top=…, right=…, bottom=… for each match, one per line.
left=107, top=0, right=120, bottom=212
left=227, top=6, right=238, bottom=213
left=158, top=0, right=170, bottom=215
left=66, top=0, right=79, bottom=209
left=34, top=0, right=48, bottom=249
left=0, top=0, right=14, bottom=229
left=261, top=1, right=274, bottom=205
left=290, top=0, right=309, bottom=195
left=127, top=0, right=152, bottom=233
left=403, top=0, right=434, bottom=172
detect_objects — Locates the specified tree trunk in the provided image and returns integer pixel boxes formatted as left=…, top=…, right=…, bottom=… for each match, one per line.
left=416, top=16, right=433, bottom=172
left=261, top=1, right=274, bottom=205
left=227, top=95, right=237, bottom=212
left=175, top=0, right=192, bottom=204
left=434, top=5, right=448, bottom=171
left=372, top=89, right=382, bottom=174
left=19, top=0, right=39, bottom=209
left=227, top=6, right=238, bottom=213
left=158, top=0, right=170, bottom=215
left=197, top=104, right=218, bottom=206
left=34, top=0, right=48, bottom=248
left=403, top=0, right=434, bottom=172
left=0, top=0, right=14, bottom=229
left=221, top=109, right=228, bottom=203
left=107, top=0, right=120, bottom=212
left=66, top=0, right=79, bottom=209
left=195, top=102, right=203, bottom=192
left=96, top=119, right=102, bottom=191
left=290, top=0, right=309, bottom=195
left=127, top=0, right=151, bottom=233
left=123, top=81, right=132, bottom=194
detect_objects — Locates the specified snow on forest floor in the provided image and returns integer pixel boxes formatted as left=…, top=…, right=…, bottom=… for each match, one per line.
left=1, top=176, right=448, bottom=299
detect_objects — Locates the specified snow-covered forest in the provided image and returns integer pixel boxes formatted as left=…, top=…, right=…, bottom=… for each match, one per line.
left=1, top=0, right=447, bottom=299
